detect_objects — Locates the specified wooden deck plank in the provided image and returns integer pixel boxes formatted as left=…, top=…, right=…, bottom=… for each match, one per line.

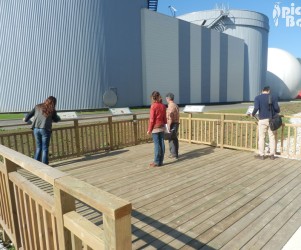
left=218, top=174, right=301, bottom=249
left=48, top=142, right=301, bottom=249
left=240, top=191, right=301, bottom=249
left=150, top=160, right=299, bottom=249
left=198, top=160, right=301, bottom=249
left=131, top=159, right=298, bottom=249
left=130, top=160, right=271, bottom=248
left=262, top=209, right=301, bottom=249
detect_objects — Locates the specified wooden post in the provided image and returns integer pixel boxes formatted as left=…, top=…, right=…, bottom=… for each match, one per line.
left=74, top=120, right=81, bottom=157
left=71, top=234, right=82, bottom=250
left=280, top=124, right=284, bottom=154
left=54, top=187, right=76, bottom=250
left=3, top=158, right=21, bottom=249
left=108, top=116, right=114, bottom=150
left=133, top=115, right=138, bottom=145
left=2, top=230, right=8, bottom=242
left=220, top=114, right=225, bottom=149
left=188, top=113, right=192, bottom=143
left=103, top=214, right=132, bottom=250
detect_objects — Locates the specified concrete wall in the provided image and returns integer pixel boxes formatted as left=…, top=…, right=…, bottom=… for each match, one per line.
left=141, top=9, right=244, bottom=105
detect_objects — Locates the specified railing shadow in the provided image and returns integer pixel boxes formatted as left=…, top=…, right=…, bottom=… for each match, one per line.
left=132, top=210, right=216, bottom=249
left=51, top=149, right=129, bottom=167
left=179, top=146, right=215, bottom=160
left=162, top=146, right=215, bottom=167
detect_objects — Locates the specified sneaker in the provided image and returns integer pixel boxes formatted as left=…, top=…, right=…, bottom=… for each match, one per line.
left=254, top=155, right=265, bottom=160
left=169, top=154, right=178, bottom=159
left=270, top=155, right=275, bottom=160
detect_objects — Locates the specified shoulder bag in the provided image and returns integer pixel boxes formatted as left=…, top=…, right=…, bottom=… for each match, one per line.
left=269, top=95, right=282, bottom=131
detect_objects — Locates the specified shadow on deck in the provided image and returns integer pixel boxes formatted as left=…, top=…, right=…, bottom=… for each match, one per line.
left=51, top=142, right=301, bottom=249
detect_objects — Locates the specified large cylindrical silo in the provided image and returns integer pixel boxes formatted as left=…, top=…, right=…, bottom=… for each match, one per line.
left=0, top=0, right=147, bottom=112
left=178, top=9, right=270, bottom=101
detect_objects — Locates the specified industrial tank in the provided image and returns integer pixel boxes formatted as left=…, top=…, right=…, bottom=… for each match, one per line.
left=178, top=9, right=270, bottom=101
left=267, top=48, right=301, bottom=99
left=0, top=0, right=147, bottom=112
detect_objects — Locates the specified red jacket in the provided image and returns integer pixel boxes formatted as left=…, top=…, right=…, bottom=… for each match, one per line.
left=148, top=102, right=167, bottom=132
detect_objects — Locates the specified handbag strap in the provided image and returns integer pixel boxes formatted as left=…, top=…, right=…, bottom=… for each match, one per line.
left=268, top=94, right=274, bottom=119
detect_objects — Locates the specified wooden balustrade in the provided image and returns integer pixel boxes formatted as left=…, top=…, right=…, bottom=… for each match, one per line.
left=1, top=112, right=301, bottom=160
left=178, top=113, right=301, bottom=158
left=0, top=145, right=132, bottom=250
left=0, top=114, right=151, bottom=161
left=2, top=112, right=301, bottom=249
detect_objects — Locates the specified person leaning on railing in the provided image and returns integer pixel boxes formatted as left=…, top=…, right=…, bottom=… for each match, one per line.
left=23, top=96, right=61, bottom=165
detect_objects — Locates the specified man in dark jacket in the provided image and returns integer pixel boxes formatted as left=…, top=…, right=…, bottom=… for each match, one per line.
left=252, top=86, right=280, bottom=160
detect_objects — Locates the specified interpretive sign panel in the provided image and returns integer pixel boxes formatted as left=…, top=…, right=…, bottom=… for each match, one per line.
left=183, top=105, right=205, bottom=113
left=246, top=106, right=258, bottom=115
left=109, top=107, right=132, bottom=116
left=57, top=112, right=78, bottom=119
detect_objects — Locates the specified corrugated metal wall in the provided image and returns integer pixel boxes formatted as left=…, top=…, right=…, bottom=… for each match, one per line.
left=178, top=10, right=270, bottom=101
left=0, top=0, right=147, bottom=112
left=141, top=9, right=245, bottom=105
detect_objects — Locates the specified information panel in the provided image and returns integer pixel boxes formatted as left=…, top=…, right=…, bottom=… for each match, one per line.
left=246, top=106, right=258, bottom=115
left=57, top=112, right=78, bottom=120
left=109, top=107, right=132, bottom=116
left=183, top=105, right=205, bottom=113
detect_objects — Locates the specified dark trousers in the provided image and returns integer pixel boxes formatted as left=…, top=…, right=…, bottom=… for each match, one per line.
left=169, top=123, right=179, bottom=157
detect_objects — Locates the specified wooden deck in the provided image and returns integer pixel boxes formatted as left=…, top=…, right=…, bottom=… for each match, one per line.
left=51, top=142, right=301, bottom=250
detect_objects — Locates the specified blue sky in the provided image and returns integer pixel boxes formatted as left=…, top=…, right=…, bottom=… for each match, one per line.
left=157, top=0, right=301, bottom=59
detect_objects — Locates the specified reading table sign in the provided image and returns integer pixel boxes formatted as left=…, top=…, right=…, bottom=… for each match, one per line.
left=109, top=107, right=132, bottom=116
left=183, top=105, right=205, bottom=113
left=57, top=112, right=78, bottom=120
left=246, top=106, right=258, bottom=115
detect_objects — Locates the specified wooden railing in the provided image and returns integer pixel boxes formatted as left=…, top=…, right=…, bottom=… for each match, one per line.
left=0, top=145, right=132, bottom=250
left=1, top=112, right=301, bottom=161
left=179, top=113, right=301, bottom=159
left=2, top=111, right=301, bottom=249
left=0, top=113, right=150, bottom=161
left=179, top=113, right=258, bottom=150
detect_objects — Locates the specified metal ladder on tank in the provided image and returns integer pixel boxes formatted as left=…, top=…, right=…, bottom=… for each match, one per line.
left=206, top=10, right=229, bottom=30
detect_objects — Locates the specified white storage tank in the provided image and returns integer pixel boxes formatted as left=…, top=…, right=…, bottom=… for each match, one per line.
left=178, top=9, right=270, bottom=101
left=267, top=48, right=301, bottom=99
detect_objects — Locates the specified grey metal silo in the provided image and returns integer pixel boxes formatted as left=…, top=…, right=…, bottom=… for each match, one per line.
left=178, top=9, right=270, bottom=101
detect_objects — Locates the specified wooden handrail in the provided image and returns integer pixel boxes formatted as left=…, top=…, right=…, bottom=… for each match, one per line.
left=0, top=112, right=150, bottom=129
left=2, top=111, right=301, bottom=249
left=63, top=211, right=105, bottom=249
left=55, top=175, right=132, bottom=220
left=0, top=144, right=132, bottom=249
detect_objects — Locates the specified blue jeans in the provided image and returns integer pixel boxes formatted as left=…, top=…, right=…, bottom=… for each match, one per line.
left=33, top=128, right=51, bottom=165
left=152, top=132, right=165, bottom=165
